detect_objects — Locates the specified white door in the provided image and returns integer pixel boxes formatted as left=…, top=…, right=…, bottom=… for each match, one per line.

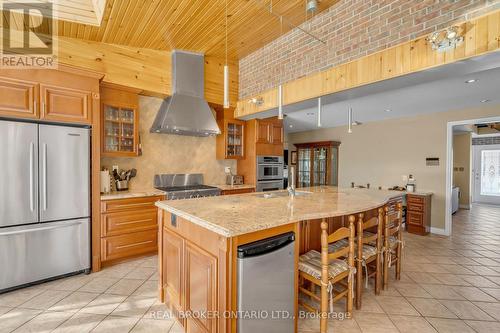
left=473, top=144, right=500, bottom=205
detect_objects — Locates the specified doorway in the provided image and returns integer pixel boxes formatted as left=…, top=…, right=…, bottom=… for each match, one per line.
left=472, top=144, right=500, bottom=205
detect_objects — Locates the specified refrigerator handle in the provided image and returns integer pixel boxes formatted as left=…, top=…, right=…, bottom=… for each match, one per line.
left=42, top=142, right=47, bottom=211
left=29, top=142, right=35, bottom=211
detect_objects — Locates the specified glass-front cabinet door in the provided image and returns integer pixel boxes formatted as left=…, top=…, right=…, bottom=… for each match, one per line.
left=313, top=147, right=328, bottom=186
left=226, top=121, right=244, bottom=158
left=298, top=148, right=311, bottom=187
left=102, top=104, right=138, bottom=157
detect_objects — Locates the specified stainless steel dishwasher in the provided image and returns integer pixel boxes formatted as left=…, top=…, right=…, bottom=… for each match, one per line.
left=237, top=232, right=295, bottom=333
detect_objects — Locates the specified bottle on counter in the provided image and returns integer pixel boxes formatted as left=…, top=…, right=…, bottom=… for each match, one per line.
left=406, top=174, right=416, bottom=193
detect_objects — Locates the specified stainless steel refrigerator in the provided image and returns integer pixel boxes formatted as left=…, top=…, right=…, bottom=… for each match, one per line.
left=0, top=120, right=90, bottom=292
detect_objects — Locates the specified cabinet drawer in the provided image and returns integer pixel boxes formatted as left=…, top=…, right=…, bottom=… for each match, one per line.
left=221, top=188, right=255, bottom=195
left=101, top=196, right=162, bottom=213
left=407, top=202, right=424, bottom=212
left=101, top=230, right=157, bottom=262
left=407, top=195, right=424, bottom=204
left=407, top=211, right=424, bottom=226
left=101, top=209, right=158, bottom=237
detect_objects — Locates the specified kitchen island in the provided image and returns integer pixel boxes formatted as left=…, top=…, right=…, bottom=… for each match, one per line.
left=156, top=186, right=405, bottom=333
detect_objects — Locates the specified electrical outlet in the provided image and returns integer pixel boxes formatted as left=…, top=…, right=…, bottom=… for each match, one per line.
left=224, top=166, right=231, bottom=174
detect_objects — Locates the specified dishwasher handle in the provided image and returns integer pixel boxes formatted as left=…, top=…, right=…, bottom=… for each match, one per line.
left=237, top=232, right=294, bottom=258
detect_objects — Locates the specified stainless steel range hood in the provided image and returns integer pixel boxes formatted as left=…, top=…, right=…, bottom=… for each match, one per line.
left=150, top=50, right=220, bottom=136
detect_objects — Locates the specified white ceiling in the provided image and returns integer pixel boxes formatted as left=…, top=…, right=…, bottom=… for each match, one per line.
left=243, top=52, right=500, bottom=133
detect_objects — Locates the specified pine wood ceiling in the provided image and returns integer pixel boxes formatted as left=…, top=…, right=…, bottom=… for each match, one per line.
left=2, top=0, right=338, bottom=59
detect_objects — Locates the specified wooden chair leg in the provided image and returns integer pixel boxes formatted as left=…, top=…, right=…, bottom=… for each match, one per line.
left=396, top=243, right=402, bottom=280
left=346, top=276, right=353, bottom=316
left=356, top=260, right=362, bottom=309
left=383, top=249, right=389, bottom=289
left=375, top=253, right=381, bottom=295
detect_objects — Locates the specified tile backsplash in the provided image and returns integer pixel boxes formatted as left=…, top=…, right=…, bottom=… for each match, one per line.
left=101, top=95, right=236, bottom=188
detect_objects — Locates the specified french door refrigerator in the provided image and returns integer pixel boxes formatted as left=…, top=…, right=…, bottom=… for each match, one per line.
left=0, top=120, right=90, bottom=292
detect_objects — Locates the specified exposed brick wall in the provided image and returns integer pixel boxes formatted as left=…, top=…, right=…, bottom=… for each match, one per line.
left=239, top=0, right=500, bottom=99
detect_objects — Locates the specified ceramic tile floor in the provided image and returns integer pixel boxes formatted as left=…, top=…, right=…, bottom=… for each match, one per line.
left=1, top=204, right=500, bottom=332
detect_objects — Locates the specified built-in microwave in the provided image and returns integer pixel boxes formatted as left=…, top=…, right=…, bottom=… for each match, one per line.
left=257, top=156, right=284, bottom=181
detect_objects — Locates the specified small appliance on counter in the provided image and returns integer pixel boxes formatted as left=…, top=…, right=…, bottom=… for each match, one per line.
left=112, top=168, right=137, bottom=191
left=226, top=174, right=244, bottom=186
left=100, top=169, right=111, bottom=194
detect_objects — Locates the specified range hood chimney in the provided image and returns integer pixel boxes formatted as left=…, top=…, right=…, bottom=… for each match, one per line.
left=150, top=50, right=221, bottom=136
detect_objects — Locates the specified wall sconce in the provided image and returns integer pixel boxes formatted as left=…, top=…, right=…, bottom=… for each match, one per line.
left=249, top=97, right=264, bottom=106
left=427, top=26, right=463, bottom=52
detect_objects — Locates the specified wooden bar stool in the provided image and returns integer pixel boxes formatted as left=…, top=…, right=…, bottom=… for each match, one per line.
left=383, top=203, right=404, bottom=289
left=354, top=209, right=383, bottom=309
left=298, top=217, right=356, bottom=333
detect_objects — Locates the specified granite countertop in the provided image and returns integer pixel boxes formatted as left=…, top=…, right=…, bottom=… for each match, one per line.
left=156, top=186, right=406, bottom=237
left=212, top=184, right=256, bottom=191
left=101, top=188, right=166, bottom=201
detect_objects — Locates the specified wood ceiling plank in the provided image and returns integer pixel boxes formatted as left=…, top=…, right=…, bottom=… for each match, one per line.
left=1, top=0, right=339, bottom=60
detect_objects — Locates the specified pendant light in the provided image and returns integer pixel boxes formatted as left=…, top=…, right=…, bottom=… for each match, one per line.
left=317, top=97, right=322, bottom=127
left=278, top=84, right=283, bottom=119
left=223, top=0, right=229, bottom=108
left=277, top=14, right=284, bottom=120
left=348, top=107, right=353, bottom=133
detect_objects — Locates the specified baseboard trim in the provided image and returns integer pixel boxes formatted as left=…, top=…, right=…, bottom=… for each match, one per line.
left=430, top=227, right=448, bottom=236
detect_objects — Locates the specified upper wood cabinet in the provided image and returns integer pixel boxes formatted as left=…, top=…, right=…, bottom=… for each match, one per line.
left=256, top=120, right=271, bottom=144
left=100, top=84, right=141, bottom=157
left=0, top=77, right=39, bottom=119
left=0, top=67, right=99, bottom=125
left=255, top=118, right=283, bottom=145
left=216, top=105, right=245, bottom=160
left=40, top=84, right=92, bottom=124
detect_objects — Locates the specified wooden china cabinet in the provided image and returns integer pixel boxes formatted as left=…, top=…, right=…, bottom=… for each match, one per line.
left=294, top=141, right=340, bottom=188
left=100, top=83, right=141, bottom=157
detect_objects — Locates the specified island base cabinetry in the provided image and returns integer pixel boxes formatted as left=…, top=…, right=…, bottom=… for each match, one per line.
left=160, top=211, right=229, bottom=333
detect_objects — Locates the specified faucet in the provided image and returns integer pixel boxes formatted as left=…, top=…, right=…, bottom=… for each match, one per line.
left=287, top=165, right=296, bottom=197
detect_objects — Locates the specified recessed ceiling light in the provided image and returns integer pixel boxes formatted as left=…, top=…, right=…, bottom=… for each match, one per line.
left=480, top=99, right=490, bottom=103
left=465, top=79, right=478, bottom=83
left=289, top=124, right=293, bottom=128
left=385, top=109, right=392, bottom=112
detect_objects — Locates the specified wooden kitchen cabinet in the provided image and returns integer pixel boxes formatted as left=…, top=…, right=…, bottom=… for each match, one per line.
left=236, top=117, right=284, bottom=185
left=185, top=242, right=218, bottom=333
left=0, top=71, right=95, bottom=124
left=100, top=195, right=163, bottom=265
left=406, top=193, right=432, bottom=235
left=256, top=120, right=271, bottom=143
left=163, top=228, right=185, bottom=322
left=216, top=106, right=245, bottom=160
left=220, top=187, right=255, bottom=195
left=255, top=118, right=283, bottom=145
left=161, top=212, right=227, bottom=333
left=100, top=83, right=141, bottom=157
left=40, top=84, right=92, bottom=124
left=0, top=77, right=39, bottom=119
